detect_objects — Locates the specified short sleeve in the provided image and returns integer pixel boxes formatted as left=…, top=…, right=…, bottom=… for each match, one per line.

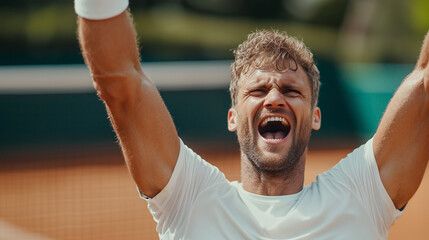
left=325, top=138, right=402, bottom=236
left=140, top=138, right=227, bottom=236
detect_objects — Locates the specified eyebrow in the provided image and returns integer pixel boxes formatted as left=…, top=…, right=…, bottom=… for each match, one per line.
left=278, top=82, right=302, bottom=89
left=247, top=80, right=302, bottom=89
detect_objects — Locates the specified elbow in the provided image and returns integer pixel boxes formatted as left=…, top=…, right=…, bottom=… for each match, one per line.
left=92, top=71, right=142, bottom=105
left=93, top=77, right=124, bottom=104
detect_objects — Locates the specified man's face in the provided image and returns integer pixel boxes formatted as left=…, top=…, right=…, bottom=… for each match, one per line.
left=228, top=66, right=321, bottom=173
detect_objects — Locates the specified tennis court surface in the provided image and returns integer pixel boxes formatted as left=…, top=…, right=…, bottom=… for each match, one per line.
left=1, top=143, right=428, bottom=240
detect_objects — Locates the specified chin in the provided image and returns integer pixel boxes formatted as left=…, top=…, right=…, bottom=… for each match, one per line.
left=241, top=132, right=309, bottom=174
left=242, top=144, right=298, bottom=173
left=261, top=153, right=300, bottom=173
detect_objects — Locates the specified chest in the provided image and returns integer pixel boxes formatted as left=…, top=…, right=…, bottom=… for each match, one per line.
left=182, top=185, right=381, bottom=240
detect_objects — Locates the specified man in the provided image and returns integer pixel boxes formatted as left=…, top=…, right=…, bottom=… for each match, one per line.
left=76, top=1, right=429, bottom=239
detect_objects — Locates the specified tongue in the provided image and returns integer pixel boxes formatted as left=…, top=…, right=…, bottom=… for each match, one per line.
left=262, top=131, right=286, bottom=140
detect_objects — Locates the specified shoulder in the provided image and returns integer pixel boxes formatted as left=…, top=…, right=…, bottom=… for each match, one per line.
left=319, top=139, right=374, bottom=184
left=303, top=139, right=377, bottom=209
left=145, top=139, right=228, bottom=203
left=306, top=138, right=401, bottom=233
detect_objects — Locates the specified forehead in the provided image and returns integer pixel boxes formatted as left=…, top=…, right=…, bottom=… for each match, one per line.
left=239, top=66, right=310, bottom=90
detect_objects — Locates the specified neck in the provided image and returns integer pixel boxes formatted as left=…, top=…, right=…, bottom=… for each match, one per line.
left=240, top=152, right=306, bottom=196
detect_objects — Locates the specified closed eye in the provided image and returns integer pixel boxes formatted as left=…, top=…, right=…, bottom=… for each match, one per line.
left=282, top=89, right=301, bottom=97
left=249, top=89, right=268, bottom=97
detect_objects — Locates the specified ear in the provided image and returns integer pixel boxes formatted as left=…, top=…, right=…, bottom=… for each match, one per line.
left=227, top=108, right=238, bottom=132
left=311, top=107, right=321, bottom=130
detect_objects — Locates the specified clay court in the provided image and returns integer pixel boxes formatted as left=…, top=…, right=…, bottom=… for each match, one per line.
left=1, top=142, right=428, bottom=240
left=0, top=63, right=427, bottom=239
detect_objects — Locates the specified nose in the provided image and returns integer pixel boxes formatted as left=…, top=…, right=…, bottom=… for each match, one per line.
left=264, top=89, right=285, bottom=109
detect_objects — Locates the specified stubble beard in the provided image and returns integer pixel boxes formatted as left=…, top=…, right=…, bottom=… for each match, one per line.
left=238, top=118, right=312, bottom=174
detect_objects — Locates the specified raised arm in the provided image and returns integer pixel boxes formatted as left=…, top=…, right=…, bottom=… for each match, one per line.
left=374, top=31, right=429, bottom=209
left=78, top=10, right=179, bottom=198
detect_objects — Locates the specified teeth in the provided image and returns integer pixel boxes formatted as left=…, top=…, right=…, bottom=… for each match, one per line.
left=260, top=117, right=289, bottom=127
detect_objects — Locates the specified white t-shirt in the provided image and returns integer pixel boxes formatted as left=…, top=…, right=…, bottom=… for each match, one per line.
left=141, top=138, right=402, bottom=240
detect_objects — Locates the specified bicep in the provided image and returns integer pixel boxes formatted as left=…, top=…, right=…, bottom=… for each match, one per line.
left=374, top=73, right=429, bottom=209
left=105, top=75, right=180, bottom=198
left=78, top=11, right=141, bottom=76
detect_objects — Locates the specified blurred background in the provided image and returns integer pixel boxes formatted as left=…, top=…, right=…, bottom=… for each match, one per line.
left=1, top=0, right=429, bottom=239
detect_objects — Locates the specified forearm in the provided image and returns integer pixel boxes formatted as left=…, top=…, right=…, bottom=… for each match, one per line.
left=418, top=32, right=429, bottom=94
left=78, top=10, right=146, bottom=103
left=78, top=11, right=142, bottom=79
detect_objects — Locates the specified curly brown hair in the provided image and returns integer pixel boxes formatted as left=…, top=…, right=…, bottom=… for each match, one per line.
left=230, top=30, right=320, bottom=108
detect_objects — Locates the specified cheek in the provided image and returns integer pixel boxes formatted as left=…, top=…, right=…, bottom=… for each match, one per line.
left=238, top=114, right=251, bottom=131
left=287, top=96, right=307, bottom=107
left=235, top=111, right=256, bottom=137
left=236, top=117, right=251, bottom=140
left=288, top=99, right=313, bottom=123
left=238, top=100, right=262, bottom=122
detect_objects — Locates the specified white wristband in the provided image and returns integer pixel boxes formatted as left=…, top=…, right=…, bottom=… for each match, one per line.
left=74, top=0, right=129, bottom=20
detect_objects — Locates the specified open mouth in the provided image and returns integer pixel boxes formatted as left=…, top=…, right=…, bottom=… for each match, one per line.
left=258, top=117, right=291, bottom=140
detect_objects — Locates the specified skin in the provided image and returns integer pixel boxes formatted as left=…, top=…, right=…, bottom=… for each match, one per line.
left=78, top=10, right=429, bottom=210
left=78, top=11, right=179, bottom=198
left=227, top=68, right=321, bottom=196
left=373, top=34, right=429, bottom=209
